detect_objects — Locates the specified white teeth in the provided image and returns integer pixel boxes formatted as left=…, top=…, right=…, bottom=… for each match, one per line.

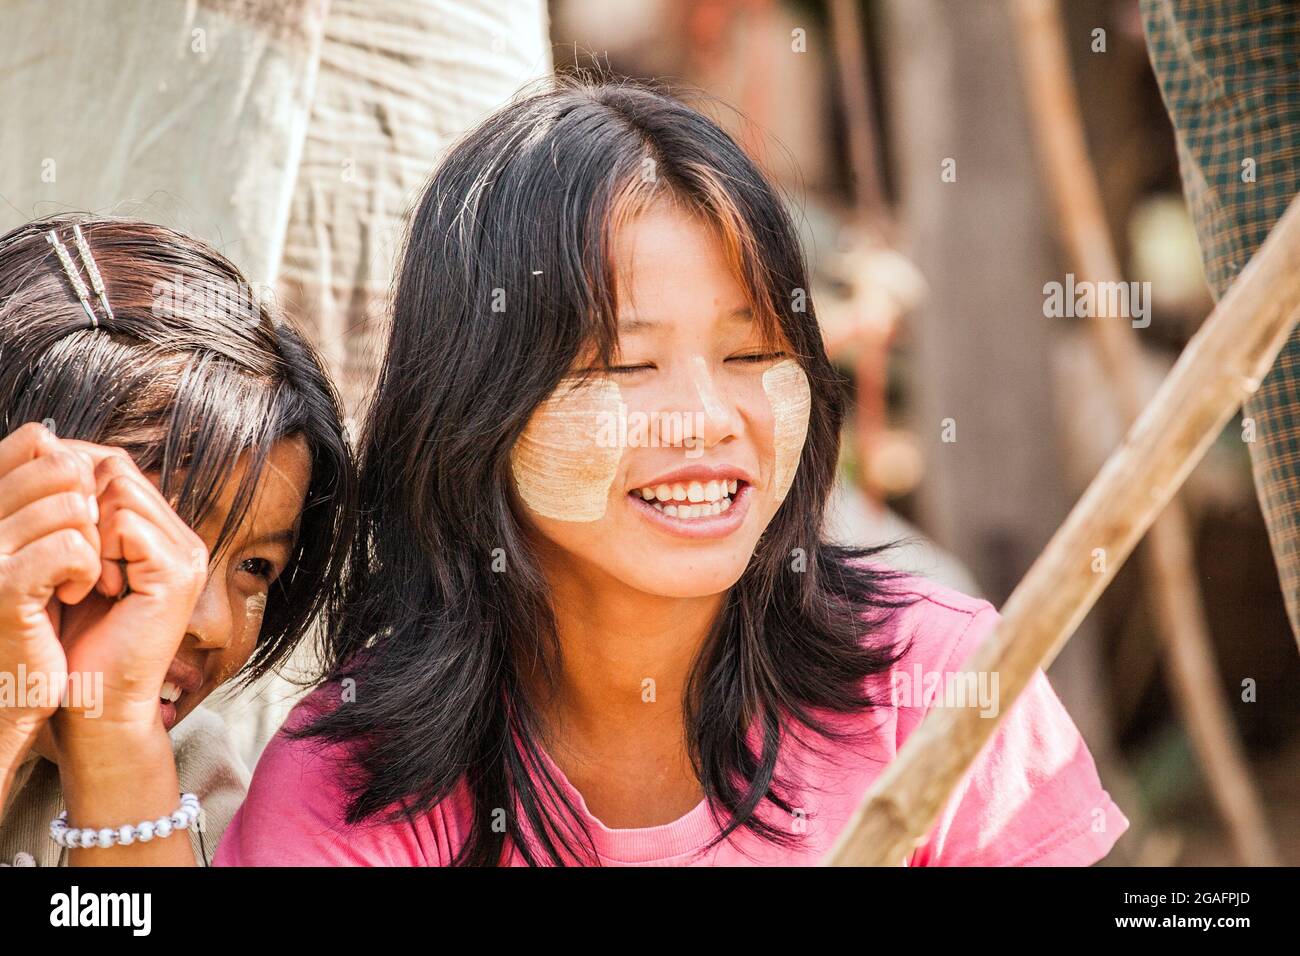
left=635, top=478, right=744, bottom=503
left=634, top=477, right=744, bottom=517
left=160, top=681, right=181, bottom=704
left=651, top=497, right=727, bottom=519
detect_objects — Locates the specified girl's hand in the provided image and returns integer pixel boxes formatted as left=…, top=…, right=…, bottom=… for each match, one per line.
left=0, top=423, right=101, bottom=738
left=52, top=441, right=209, bottom=738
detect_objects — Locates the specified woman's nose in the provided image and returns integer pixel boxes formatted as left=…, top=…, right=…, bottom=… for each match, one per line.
left=184, top=575, right=233, bottom=649
left=654, top=356, right=743, bottom=450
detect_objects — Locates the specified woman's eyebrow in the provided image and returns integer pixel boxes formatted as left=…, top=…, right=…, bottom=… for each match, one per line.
left=618, top=317, right=659, bottom=333
left=245, top=528, right=297, bottom=549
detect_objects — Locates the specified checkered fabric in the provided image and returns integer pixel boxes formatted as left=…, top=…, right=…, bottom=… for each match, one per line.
left=1142, top=0, right=1300, bottom=644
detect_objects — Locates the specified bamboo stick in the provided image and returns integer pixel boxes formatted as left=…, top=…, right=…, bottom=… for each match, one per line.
left=823, top=183, right=1300, bottom=866
left=1008, top=0, right=1278, bottom=865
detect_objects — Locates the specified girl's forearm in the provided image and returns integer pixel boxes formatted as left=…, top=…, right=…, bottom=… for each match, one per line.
left=56, top=722, right=198, bottom=866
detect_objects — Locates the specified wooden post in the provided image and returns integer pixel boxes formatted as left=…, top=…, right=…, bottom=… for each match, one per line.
left=824, top=188, right=1300, bottom=866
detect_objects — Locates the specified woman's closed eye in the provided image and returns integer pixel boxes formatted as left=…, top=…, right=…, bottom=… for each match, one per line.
left=604, top=362, right=656, bottom=375
left=601, top=351, right=787, bottom=375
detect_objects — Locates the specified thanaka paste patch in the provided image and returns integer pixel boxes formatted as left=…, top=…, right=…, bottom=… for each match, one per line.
left=511, top=376, right=624, bottom=521
left=762, top=359, right=811, bottom=502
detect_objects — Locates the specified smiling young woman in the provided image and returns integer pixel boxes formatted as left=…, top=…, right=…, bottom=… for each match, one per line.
left=216, top=79, right=1129, bottom=867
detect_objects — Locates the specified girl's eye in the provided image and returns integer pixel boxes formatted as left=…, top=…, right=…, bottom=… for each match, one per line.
left=727, top=351, right=787, bottom=364
left=239, top=557, right=276, bottom=582
left=605, top=363, right=656, bottom=375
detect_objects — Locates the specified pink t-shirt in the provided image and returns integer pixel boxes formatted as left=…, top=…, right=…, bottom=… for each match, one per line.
left=214, top=572, right=1129, bottom=866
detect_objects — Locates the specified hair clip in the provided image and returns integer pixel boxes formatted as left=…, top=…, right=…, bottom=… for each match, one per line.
left=70, top=224, right=114, bottom=323
left=45, top=224, right=112, bottom=329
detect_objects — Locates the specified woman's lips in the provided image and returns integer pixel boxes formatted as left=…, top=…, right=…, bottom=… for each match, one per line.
left=159, top=658, right=201, bottom=732
left=164, top=658, right=203, bottom=694
left=627, top=481, right=752, bottom=539
left=160, top=698, right=179, bottom=731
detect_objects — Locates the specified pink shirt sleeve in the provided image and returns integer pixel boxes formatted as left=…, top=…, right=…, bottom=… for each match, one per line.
left=213, top=687, right=435, bottom=866
left=900, top=599, right=1129, bottom=866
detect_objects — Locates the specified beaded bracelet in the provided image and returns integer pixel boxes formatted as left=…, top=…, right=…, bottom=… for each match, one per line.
left=50, top=794, right=201, bottom=849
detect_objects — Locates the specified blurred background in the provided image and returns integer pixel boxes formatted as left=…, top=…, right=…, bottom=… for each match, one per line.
left=2, top=0, right=1296, bottom=865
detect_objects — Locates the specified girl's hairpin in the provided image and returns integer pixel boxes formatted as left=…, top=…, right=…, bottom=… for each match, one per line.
left=70, top=224, right=114, bottom=323
left=45, top=224, right=113, bottom=329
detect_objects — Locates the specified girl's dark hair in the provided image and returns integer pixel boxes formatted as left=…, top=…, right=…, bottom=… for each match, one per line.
left=0, top=213, right=356, bottom=687
left=301, top=78, right=920, bottom=864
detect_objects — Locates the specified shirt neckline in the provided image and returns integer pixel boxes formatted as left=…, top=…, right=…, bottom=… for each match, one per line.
left=528, top=738, right=724, bottom=864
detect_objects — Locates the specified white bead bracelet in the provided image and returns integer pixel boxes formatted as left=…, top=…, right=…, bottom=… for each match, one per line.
left=50, top=793, right=201, bottom=849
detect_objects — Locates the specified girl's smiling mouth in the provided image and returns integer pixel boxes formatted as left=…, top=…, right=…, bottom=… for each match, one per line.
left=626, top=466, right=754, bottom=539
left=159, top=657, right=204, bottom=731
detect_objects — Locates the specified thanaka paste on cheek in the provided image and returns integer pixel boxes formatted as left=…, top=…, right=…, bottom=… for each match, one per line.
left=244, top=592, right=267, bottom=637
left=511, top=376, right=624, bottom=521
left=214, top=592, right=268, bottom=685
left=762, top=359, right=811, bottom=502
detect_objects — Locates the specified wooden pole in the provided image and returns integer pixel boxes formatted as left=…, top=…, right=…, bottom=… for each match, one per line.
left=823, top=185, right=1300, bottom=866
left=1008, top=0, right=1277, bottom=866
left=826, top=0, right=908, bottom=507
left=828, top=0, right=887, bottom=225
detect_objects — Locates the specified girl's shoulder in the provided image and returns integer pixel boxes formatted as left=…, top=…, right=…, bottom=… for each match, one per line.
left=212, top=681, right=457, bottom=866
left=848, top=559, right=999, bottom=676
left=846, top=563, right=1130, bottom=866
left=170, top=704, right=251, bottom=778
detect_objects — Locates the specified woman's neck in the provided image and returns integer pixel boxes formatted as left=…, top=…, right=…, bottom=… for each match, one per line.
left=527, top=543, right=723, bottom=826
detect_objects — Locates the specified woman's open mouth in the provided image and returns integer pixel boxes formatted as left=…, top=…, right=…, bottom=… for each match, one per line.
left=160, top=681, right=183, bottom=731
left=159, top=659, right=202, bottom=731
left=626, top=476, right=752, bottom=539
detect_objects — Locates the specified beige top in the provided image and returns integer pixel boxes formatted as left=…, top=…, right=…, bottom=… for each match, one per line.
left=0, top=706, right=250, bottom=866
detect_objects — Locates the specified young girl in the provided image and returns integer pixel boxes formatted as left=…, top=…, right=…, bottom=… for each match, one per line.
left=0, top=215, right=354, bottom=865
left=217, top=80, right=1129, bottom=866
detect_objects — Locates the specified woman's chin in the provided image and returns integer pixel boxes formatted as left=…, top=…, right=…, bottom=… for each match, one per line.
left=617, top=561, right=750, bottom=599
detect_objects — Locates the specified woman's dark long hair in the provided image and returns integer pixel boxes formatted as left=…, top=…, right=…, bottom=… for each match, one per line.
left=0, top=213, right=356, bottom=687
left=300, top=78, right=921, bottom=865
